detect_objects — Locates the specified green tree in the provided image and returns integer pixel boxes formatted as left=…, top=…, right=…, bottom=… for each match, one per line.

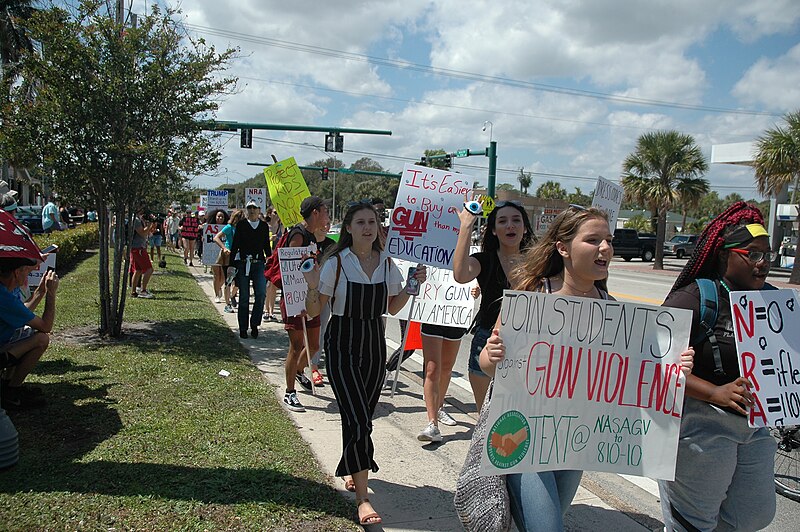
left=676, top=177, right=709, bottom=233
left=567, top=187, right=592, bottom=207
left=753, top=110, right=800, bottom=284
left=1, top=2, right=236, bottom=335
left=623, top=214, right=651, bottom=233
left=535, top=180, right=567, bottom=200
left=622, top=130, right=709, bottom=269
left=0, top=0, right=35, bottom=104
left=517, top=167, right=532, bottom=195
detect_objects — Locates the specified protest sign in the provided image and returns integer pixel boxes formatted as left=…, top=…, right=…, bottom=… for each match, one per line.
left=278, top=246, right=316, bottom=316
left=731, top=288, right=800, bottom=428
left=386, top=163, right=473, bottom=268
left=263, top=157, right=310, bottom=227
left=592, top=177, right=624, bottom=231
left=199, top=195, right=208, bottom=210
left=392, top=258, right=475, bottom=327
left=201, top=224, right=223, bottom=265
left=480, top=291, right=691, bottom=480
left=534, top=207, right=563, bottom=235
left=28, top=252, right=56, bottom=287
left=245, top=188, right=267, bottom=211
left=207, top=189, right=228, bottom=209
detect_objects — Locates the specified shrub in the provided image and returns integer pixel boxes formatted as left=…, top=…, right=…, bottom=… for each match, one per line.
left=33, top=223, right=99, bottom=271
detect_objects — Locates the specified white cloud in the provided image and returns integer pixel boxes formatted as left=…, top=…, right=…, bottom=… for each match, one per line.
left=733, top=43, right=800, bottom=111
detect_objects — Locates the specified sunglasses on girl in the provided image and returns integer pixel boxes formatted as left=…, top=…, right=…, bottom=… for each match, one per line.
left=729, top=249, right=776, bottom=263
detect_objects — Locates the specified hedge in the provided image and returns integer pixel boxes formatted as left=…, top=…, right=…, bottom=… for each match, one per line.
left=33, top=223, right=99, bottom=271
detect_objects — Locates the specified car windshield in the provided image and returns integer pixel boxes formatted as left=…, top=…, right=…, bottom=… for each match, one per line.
left=669, top=236, right=689, bottom=243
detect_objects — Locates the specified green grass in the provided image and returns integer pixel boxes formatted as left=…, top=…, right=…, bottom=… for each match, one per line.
left=0, top=251, right=356, bottom=530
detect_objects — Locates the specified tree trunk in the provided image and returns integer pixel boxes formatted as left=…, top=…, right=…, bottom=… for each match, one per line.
left=97, top=202, right=110, bottom=334
left=681, top=209, right=687, bottom=233
left=654, top=204, right=667, bottom=270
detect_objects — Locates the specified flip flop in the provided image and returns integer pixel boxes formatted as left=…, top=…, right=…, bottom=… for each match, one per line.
left=356, top=498, right=382, bottom=526
left=312, top=370, right=324, bottom=386
left=343, top=477, right=356, bottom=492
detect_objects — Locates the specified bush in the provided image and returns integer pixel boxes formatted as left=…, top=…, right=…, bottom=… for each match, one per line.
left=33, top=223, right=99, bottom=271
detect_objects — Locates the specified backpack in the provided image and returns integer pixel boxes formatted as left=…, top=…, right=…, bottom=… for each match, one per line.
left=693, top=278, right=777, bottom=377
left=264, top=225, right=314, bottom=288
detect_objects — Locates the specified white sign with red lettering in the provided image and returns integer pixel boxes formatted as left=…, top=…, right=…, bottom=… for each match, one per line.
left=386, top=163, right=474, bottom=269
left=278, top=246, right=316, bottom=317
left=731, top=288, right=800, bottom=427
left=201, top=224, right=224, bottom=265
left=480, top=291, right=691, bottom=480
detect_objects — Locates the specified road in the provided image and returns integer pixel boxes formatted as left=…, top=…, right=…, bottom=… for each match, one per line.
left=383, top=257, right=799, bottom=530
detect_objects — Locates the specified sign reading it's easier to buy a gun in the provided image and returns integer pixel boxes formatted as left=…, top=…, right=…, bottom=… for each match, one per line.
left=480, top=291, right=692, bottom=481
left=731, top=288, right=800, bottom=428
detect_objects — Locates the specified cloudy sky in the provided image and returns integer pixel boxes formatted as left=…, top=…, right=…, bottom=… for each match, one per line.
left=133, top=0, right=800, bottom=198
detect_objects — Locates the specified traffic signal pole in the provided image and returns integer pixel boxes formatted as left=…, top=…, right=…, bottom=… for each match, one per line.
left=427, top=140, right=499, bottom=198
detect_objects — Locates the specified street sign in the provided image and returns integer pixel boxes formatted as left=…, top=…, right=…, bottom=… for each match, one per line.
left=456, top=149, right=469, bottom=158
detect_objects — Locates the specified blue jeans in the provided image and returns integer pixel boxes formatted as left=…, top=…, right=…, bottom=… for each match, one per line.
left=236, top=259, right=266, bottom=332
left=507, top=470, right=583, bottom=531
left=469, top=325, right=492, bottom=377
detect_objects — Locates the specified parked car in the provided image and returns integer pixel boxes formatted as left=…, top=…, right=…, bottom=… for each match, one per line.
left=663, top=234, right=697, bottom=259
left=612, top=228, right=656, bottom=262
left=15, top=205, right=44, bottom=234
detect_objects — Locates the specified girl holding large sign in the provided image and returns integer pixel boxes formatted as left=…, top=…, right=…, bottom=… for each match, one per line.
left=303, top=201, right=427, bottom=526
left=658, top=202, right=777, bottom=532
left=478, top=206, right=694, bottom=531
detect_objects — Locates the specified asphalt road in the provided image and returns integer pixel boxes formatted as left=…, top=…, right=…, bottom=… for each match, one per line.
left=383, top=257, right=800, bottom=530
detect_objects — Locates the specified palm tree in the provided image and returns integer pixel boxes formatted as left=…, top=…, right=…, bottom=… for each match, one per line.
left=517, top=167, right=532, bottom=195
left=0, top=0, right=36, bottom=103
left=753, top=110, right=800, bottom=284
left=676, top=176, right=709, bottom=233
left=622, top=130, right=709, bottom=269
left=535, top=180, right=567, bottom=200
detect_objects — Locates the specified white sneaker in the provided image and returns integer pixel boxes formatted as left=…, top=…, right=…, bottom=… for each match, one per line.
left=438, top=407, right=457, bottom=426
left=417, top=421, right=442, bottom=442
left=214, top=296, right=221, bottom=303
left=137, top=290, right=154, bottom=299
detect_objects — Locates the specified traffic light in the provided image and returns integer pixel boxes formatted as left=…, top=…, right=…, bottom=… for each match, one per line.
left=321, top=167, right=329, bottom=180
left=443, top=154, right=452, bottom=168
left=417, top=156, right=427, bottom=167
left=240, top=128, right=253, bottom=149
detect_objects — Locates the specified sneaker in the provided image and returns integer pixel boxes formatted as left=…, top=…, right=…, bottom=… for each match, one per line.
left=224, top=305, right=234, bottom=313
left=417, top=422, right=442, bottom=442
left=438, top=407, right=457, bottom=427
left=295, top=372, right=313, bottom=391
left=214, top=296, right=222, bottom=304
left=137, top=290, right=155, bottom=299
left=239, top=330, right=248, bottom=339
left=386, top=349, right=415, bottom=372
left=283, top=391, right=305, bottom=412
left=130, top=291, right=138, bottom=298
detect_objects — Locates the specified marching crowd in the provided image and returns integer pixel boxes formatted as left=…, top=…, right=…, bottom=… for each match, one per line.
left=0, top=179, right=784, bottom=530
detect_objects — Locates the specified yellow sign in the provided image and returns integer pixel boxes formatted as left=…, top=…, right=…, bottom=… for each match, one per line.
left=477, top=195, right=495, bottom=217
left=263, top=157, right=310, bottom=227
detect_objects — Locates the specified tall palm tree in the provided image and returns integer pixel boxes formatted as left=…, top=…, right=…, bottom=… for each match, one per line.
left=517, top=167, right=532, bottom=195
left=753, top=110, right=800, bottom=284
left=535, top=180, right=567, bottom=200
left=0, top=0, right=36, bottom=103
left=622, top=130, right=709, bottom=269
left=676, top=176, right=709, bottom=233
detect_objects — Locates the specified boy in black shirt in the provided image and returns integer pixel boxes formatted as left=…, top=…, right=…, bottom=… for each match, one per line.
left=230, top=200, right=271, bottom=339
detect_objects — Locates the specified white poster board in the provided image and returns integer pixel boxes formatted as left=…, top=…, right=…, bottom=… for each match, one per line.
left=28, top=253, right=56, bottom=287
left=392, top=258, right=475, bottom=327
left=480, top=291, right=692, bottom=480
left=278, top=246, right=316, bottom=317
left=201, top=224, right=224, bottom=265
left=199, top=195, right=208, bottom=210
left=731, top=288, right=800, bottom=427
left=386, top=163, right=473, bottom=268
left=592, top=176, right=625, bottom=230
left=245, top=188, right=267, bottom=211
left=207, top=189, right=228, bottom=209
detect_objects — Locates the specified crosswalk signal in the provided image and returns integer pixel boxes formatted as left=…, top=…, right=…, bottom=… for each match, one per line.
left=240, top=128, right=253, bottom=149
left=321, top=167, right=329, bottom=180
left=443, top=154, right=452, bottom=168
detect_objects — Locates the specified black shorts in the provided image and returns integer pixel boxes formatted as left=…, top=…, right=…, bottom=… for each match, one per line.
left=420, top=323, right=467, bottom=341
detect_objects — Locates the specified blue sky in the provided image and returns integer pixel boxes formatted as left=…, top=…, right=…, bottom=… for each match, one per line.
left=133, top=0, right=800, bottom=198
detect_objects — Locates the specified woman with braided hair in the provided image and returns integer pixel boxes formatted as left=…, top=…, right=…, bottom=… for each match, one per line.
left=658, top=201, right=777, bottom=532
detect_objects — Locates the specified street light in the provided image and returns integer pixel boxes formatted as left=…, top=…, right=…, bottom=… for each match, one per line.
left=482, top=120, right=494, bottom=142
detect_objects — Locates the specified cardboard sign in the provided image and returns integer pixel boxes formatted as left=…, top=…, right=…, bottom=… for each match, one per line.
left=207, top=189, right=228, bottom=209
left=592, top=177, right=625, bottom=231
left=392, top=258, right=476, bottom=327
left=28, top=253, right=56, bottom=287
left=245, top=188, right=267, bottom=211
left=534, top=207, right=563, bottom=235
left=731, top=289, right=800, bottom=427
left=201, top=224, right=224, bottom=265
left=278, top=246, right=316, bottom=317
left=386, top=164, right=473, bottom=268
left=480, top=291, right=691, bottom=480
left=263, top=157, right=310, bottom=227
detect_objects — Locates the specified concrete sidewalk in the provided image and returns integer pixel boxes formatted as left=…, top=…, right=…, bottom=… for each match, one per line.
left=189, top=265, right=656, bottom=531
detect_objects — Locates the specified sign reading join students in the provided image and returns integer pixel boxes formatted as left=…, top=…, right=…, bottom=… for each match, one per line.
left=480, top=291, right=692, bottom=481
left=278, top=246, right=317, bottom=317
left=731, top=288, right=800, bottom=428
left=263, top=157, right=310, bottom=227
left=386, top=164, right=473, bottom=269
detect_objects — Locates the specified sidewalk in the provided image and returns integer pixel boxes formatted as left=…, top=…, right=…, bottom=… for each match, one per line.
left=189, top=265, right=654, bottom=531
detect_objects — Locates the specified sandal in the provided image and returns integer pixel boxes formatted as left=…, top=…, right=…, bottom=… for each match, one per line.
left=356, top=498, right=381, bottom=526
left=342, top=476, right=356, bottom=492
left=312, top=369, right=324, bottom=386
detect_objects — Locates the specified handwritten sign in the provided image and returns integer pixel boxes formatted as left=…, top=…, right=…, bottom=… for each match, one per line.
left=278, top=246, right=316, bottom=316
left=264, top=157, right=310, bottom=227
left=592, top=177, right=624, bottom=231
left=28, top=253, right=56, bottom=287
left=386, top=163, right=473, bottom=268
left=245, top=188, right=267, bottom=211
left=534, top=207, right=563, bottom=235
left=480, top=291, right=691, bottom=480
left=393, top=257, right=476, bottom=327
left=201, top=224, right=223, bottom=265
left=199, top=195, right=208, bottom=210
left=207, top=189, right=228, bottom=209
left=731, top=289, right=800, bottom=427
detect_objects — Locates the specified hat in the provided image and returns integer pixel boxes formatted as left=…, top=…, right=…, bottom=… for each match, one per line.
left=723, top=223, right=769, bottom=248
left=245, top=199, right=259, bottom=208
left=300, top=196, right=329, bottom=218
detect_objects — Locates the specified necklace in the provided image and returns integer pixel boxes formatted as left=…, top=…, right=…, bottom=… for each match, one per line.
left=720, top=279, right=732, bottom=293
left=560, top=276, right=596, bottom=297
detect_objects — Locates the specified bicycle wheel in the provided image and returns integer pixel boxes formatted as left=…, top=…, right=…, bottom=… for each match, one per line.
left=772, top=426, right=800, bottom=502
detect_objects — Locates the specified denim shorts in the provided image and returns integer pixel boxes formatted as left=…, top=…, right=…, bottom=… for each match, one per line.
left=468, top=325, right=492, bottom=377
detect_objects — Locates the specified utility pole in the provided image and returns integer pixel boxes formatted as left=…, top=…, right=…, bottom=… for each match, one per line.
left=116, top=0, right=125, bottom=25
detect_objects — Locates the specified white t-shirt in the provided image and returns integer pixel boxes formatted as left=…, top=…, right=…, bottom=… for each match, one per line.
left=319, top=247, right=403, bottom=316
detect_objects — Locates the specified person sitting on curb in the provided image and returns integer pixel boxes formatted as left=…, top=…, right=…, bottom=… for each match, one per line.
left=0, top=259, right=58, bottom=410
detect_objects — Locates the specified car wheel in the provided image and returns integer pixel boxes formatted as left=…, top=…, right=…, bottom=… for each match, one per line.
left=642, top=249, right=654, bottom=262
left=676, top=249, right=685, bottom=259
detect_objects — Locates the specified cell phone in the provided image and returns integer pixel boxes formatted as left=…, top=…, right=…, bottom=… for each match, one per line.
left=405, top=266, right=420, bottom=296
left=300, top=257, right=315, bottom=273
left=46, top=266, right=55, bottom=273
left=41, top=244, right=58, bottom=254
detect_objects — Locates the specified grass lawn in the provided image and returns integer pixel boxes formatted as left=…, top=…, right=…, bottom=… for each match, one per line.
left=0, top=251, right=356, bottom=530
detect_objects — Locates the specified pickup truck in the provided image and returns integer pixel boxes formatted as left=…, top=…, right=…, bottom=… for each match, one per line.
left=663, top=234, right=697, bottom=259
left=612, top=228, right=656, bottom=262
